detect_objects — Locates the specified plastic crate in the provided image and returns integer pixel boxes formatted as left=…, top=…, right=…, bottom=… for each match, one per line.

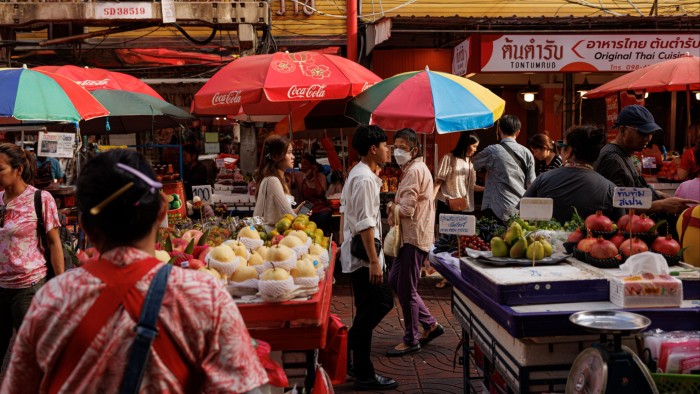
left=651, top=373, right=700, bottom=394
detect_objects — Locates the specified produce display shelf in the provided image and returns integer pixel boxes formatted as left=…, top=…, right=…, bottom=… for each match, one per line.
left=238, top=243, right=336, bottom=351
left=459, top=256, right=609, bottom=306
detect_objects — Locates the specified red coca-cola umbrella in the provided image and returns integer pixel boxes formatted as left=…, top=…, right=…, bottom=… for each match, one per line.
left=192, top=51, right=381, bottom=119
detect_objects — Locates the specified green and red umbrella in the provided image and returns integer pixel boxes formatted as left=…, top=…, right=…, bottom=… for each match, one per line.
left=346, top=67, right=505, bottom=134
left=33, top=65, right=193, bottom=134
left=0, top=67, right=109, bottom=123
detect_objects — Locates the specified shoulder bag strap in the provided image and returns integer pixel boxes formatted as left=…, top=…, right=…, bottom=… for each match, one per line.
left=500, top=142, right=528, bottom=188
left=48, top=258, right=161, bottom=394
left=120, top=264, right=173, bottom=394
left=34, top=191, right=55, bottom=278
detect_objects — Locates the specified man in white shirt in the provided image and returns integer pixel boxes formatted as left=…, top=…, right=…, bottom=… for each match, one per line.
left=340, top=125, right=397, bottom=391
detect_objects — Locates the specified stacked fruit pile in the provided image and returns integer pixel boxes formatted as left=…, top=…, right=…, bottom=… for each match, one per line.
left=657, top=161, right=680, bottom=182
left=567, top=211, right=683, bottom=268
left=490, top=222, right=554, bottom=261
left=270, top=214, right=330, bottom=249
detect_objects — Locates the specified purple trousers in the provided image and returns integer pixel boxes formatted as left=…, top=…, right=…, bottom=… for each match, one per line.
left=388, top=243, right=437, bottom=346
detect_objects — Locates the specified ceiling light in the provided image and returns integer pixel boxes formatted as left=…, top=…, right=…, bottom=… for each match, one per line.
left=521, top=77, right=538, bottom=103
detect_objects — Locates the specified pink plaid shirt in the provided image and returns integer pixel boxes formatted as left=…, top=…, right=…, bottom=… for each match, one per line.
left=1, top=246, right=268, bottom=393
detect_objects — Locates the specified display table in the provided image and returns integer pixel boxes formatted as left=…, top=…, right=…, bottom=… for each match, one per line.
left=430, top=251, right=700, bottom=393
left=237, top=243, right=337, bottom=390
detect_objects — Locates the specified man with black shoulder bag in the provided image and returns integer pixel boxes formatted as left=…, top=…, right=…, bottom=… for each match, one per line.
left=339, top=125, right=397, bottom=391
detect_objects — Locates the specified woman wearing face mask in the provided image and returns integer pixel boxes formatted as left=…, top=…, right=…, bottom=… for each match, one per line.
left=385, top=129, right=443, bottom=357
left=254, top=135, right=306, bottom=231
left=528, top=133, right=562, bottom=176
left=295, top=154, right=331, bottom=236
left=433, top=132, right=483, bottom=218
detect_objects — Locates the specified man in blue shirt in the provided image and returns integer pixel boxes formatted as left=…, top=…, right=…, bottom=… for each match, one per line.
left=33, top=143, right=65, bottom=188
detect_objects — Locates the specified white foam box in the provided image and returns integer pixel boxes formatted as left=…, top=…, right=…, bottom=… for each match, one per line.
left=609, top=273, right=683, bottom=308
left=214, top=183, right=232, bottom=192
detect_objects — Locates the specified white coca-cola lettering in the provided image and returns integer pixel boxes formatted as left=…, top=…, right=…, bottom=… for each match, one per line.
left=76, top=79, right=110, bottom=87
left=361, top=82, right=374, bottom=92
left=287, top=84, right=327, bottom=99
left=211, top=90, right=243, bottom=105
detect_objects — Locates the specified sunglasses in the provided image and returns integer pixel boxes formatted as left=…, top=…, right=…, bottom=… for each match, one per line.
left=0, top=205, right=5, bottom=228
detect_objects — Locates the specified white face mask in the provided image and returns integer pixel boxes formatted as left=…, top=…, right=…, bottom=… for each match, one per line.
left=394, top=148, right=412, bottom=165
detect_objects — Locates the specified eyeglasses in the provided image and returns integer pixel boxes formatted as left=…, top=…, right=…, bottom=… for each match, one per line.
left=0, top=205, right=6, bottom=228
left=557, top=140, right=569, bottom=150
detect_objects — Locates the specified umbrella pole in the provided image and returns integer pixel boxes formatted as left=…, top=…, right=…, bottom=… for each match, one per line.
left=341, top=128, right=345, bottom=173
left=686, top=88, right=692, bottom=149
left=288, top=113, right=293, bottom=141
left=670, top=92, right=678, bottom=151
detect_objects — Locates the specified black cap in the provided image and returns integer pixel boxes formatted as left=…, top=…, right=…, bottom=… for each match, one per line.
left=613, top=105, right=662, bottom=134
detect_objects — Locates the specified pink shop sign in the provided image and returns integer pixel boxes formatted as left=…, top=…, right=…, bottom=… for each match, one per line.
left=480, top=34, right=700, bottom=72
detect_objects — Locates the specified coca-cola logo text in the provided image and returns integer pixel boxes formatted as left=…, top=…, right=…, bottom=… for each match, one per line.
left=287, top=84, right=327, bottom=99
left=211, top=90, right=242, bottom=105
left=77, top=79, right=110, bottom=87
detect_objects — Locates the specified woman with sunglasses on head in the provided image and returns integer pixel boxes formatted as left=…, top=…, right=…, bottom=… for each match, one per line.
left=0, top=143, right=64, bottom=364
left=1, top=149, right=267, bottom=393
left=528, top=133, right=562, bottom=176
left=254, top=135, right=306, bottom=231
left=522, top=125, right=624, bottom=224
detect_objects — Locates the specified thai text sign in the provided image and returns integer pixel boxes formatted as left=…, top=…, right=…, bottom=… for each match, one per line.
left=439, top=214, right=475, bottom=235
left=613, top=187, right=652, bottom=209
left=480, top=34, right=700, bottom=72
left=95, top=3, right=153, bottom=19
left=519, top=197, right=553, bottom=221
left=452, top=39, right=469, bottom=76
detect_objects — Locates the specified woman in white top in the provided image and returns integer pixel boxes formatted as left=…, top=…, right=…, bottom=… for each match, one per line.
left=432, top=132, right=482, bottom=288
left=253, top=135, right=303, bottom=231
left=433, top=132, right=483, bottom=215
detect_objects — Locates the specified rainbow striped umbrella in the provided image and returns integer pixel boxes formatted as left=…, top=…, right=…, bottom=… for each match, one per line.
left=346, top=67, right=505, bottom=134
left=0, top=67, right=108, bottom=123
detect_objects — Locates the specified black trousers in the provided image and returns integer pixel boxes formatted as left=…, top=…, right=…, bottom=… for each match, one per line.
left=0, top=278, right=45, bottom=361
left=348, top=266, right=394, bottom=379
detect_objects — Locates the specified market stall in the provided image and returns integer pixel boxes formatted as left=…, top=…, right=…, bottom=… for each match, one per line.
left=428, top=204, right=700, bottom=394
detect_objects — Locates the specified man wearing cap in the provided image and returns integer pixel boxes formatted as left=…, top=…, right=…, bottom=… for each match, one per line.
left=595, top=105, right=697, bottom=214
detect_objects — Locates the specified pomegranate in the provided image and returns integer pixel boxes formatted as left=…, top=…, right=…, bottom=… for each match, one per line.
left=585, top=210, right=614, bottom=232
left=567, top=228, right=585, bottom=243
left=610, top=232, right=626, bottom=249
left=619, top=238, right=649, bottom=258
left=617, top=213, right=640, bottom=232
left=651, top=234, right=681, bottom=256
left=630, top=214, right=655, bottom=233
left=590, top=237, right=619, bottom=260
left=576, top=235, right=597, bottom=253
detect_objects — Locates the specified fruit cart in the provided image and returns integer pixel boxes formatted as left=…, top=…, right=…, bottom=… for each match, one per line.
left=429, top=251, right=700, bottom=393
left=236, top=242, right=338, bottom=391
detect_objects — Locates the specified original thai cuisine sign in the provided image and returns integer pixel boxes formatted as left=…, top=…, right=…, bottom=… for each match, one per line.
left=480, top=34, right=700, bottom=72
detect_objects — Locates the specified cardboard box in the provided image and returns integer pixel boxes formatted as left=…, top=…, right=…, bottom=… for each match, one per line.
left=610, top=273, right=682, bottom=308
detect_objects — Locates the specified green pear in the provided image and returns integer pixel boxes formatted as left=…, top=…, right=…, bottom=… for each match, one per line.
left=539, top=239, right=553, bottom=257
left=526, top=241, right=545, bottom=260
left=509, top=237, right=528, bottom=259
left=505, top=222, right=523, bottom=245
left=491, top=237, right=509, bottom=257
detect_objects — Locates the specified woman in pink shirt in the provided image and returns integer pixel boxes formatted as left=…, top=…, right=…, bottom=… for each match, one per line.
left=0, top=143, right=64, bottom=363
left=675, top=146, right=700, bottom=206
left=1, top=149, right=267, bottom=393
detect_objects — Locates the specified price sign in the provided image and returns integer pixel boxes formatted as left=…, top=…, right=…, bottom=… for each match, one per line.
left=642, top=157, right=657, bottom=169
left=161, top=0, right=176, bottom=23
left=613, top=187, right=652, bottom=209
left=519, top=198, right=553, bottom=221
left=192, top=185, right=213, bottom=202
left=439, top=214, right=476, bottom=235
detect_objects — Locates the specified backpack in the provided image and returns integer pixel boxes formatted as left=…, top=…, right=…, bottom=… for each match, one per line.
left=35, top=159, right=54, bottom=189
left=34, top=191, right=76, bottom=277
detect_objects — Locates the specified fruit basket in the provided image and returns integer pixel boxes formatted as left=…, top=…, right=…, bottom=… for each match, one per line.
left=651, top=373, right=700, bottom=394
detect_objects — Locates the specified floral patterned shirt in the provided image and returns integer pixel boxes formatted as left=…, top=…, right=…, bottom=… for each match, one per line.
left=0, top=246, right=268, bottom=394
left=0, top=186, right=60, bottom=289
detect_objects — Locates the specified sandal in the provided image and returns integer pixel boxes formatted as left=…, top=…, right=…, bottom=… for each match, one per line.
left=435, top=281, right=449, bottom=289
